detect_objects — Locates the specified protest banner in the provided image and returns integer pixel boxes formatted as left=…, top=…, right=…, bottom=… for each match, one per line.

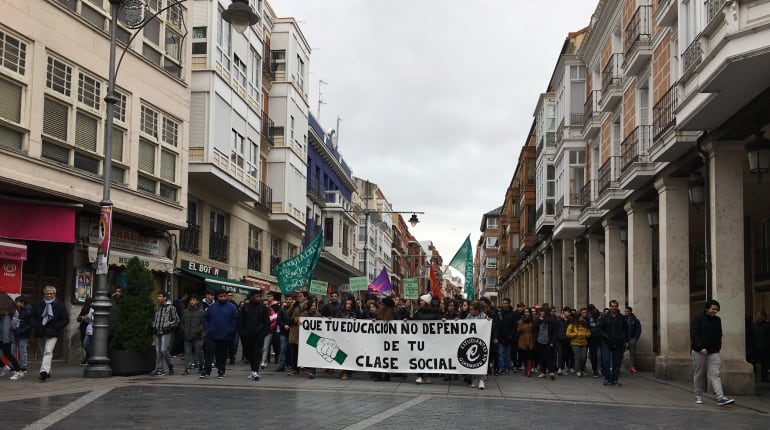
left=298, top=317, right=491, bottom=374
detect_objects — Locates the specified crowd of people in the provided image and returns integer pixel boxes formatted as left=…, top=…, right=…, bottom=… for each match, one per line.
left=0, top=287, right=745, bottom=406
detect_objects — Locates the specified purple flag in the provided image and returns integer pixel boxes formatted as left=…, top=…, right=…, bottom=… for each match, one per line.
left=367, top=267, right=392, bottom=294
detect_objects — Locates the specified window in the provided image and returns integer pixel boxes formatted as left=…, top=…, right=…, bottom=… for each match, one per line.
left=569, top=150, right=585, bottom=205
left=287, top=244, right=298, bottom=258
left=0, top=28, right=27, bottom=151
left=138, top=3, right=185, bottom=78
left=324, top=217, right=334, bottom=246
left=247, top=138, right=258, bottom=177
left=248, top=48, right=260, bottom=101
left=137, top=102, right=180, bottom=201
left=249, top=225, right=262, bottom=249
left=231, top=129, right=244, bottom=168
left=192, top=26, right=207, bottom=55
left=271, top=238, right=282, bottom=259
left=271, top=50, right=285, bottom=72
left=546, top=164, right=555, bottom=215
left=485, top=237, right=498, bottom=248
left=295, top=54, right=304, bottom=90
left=209, top=210, right=228, bottom=262
left=486, top=257, right=497, bottom=268
left=487, top=217, right=498, bottom=229
left=41, top=54, right=127, bottom=175
left=233, top=54, right=247, bottom=88
left=217, top=7, right=232, bottom=70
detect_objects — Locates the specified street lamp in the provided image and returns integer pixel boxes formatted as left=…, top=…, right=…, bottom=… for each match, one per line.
left=687, top=171, right=705, bottom=209
left=355, top=209, right=424, bottom=281
left=86, top=0, right=259, bottom=378
left=745, top=132, right=770, bottom=181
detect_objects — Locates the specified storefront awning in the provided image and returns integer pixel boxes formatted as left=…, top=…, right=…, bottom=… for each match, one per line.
left=88, top=247, right=174, bottom=273
left=0, top=239, right=27, bottom=260
left=179, top=268, right=259, bottom=295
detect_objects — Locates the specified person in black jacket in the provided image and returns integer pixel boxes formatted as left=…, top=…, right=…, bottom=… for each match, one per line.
left=533, top=305, right=557, bottom=379
left=495, top=298, right=517, bottom=375
left=413, top=294, right=442, bottom=384
left=30, top=286, right=69, bottom=381
left=239, top=290, right=270, bottom=381
left=691, top=299, right=735, bottom=406
left=599, top=300, right=627, bottom=386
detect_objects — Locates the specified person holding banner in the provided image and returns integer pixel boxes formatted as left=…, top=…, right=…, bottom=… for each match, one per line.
left=466, top=301, right=489, bottom=390
left=287, top=292, right=309, bottom=376
left=336, top=299, right=357, bottom=380
left=413, top=294, right=442, bottom=385
left=301, top=299, right=321, bottom=379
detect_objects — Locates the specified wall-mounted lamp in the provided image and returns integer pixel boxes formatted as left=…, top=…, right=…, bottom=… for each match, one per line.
left=619, top=228, right=628, bottom=243
left=688, top=171, right=705, bottom=209
left=746, top=132, right=770, bottom=181
left=598, top=240, right=605, bottom=256
left=647, top=206, right=659, bottom=228
left=568, top=255, right=575, bottom=271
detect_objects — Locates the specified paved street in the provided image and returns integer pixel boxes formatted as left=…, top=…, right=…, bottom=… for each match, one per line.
left=1, top=360, right=769, bottom=429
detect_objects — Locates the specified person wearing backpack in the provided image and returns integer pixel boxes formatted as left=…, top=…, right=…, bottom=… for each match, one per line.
left=151, top=291, right=180, bottom=376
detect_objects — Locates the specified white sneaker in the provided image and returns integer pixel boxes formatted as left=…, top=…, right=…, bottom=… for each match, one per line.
left=253, top=372, right=260, bottom=381
left=557, top=369, right=564, bottom=376
left=0, top=366, right=9, bottom=377
left=537, top=373, right=545, bottom=378
left=248, top=371, right=256, bottom=379
left=415, top=377, right=424, bottom=384
left=478, top=380, right=485, bottom=390
left=695, top=395, right=703, bottom=404
left=10, top=371, right=24, bottom=380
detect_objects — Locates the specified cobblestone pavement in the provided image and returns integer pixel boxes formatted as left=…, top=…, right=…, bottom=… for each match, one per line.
left=1, top=360, right=768, bottom=429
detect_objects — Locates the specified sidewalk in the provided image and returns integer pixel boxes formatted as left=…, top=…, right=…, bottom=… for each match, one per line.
left=2, top=359, right=768, bottom=414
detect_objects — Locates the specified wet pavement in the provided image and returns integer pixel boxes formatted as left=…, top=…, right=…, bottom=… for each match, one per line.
left=1, top=359, right=768, bottom=429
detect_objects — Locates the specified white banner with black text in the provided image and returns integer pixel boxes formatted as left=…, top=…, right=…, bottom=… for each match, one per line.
left=298, top=317, right=491, bottom=374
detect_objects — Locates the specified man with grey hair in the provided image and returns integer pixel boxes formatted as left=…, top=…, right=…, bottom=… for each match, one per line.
left=31, top=286, right=69, bottom=381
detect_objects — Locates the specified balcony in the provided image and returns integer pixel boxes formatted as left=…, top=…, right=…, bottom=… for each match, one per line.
left=188, top=147, right=260, bottom=202
left=261, top=112, right=274, bottom=144
left=209, top=233, right=228, bottom=263
left=270, top=256, right=281, bottom=275
left=653, top=84, right=678, bottom=140
left=256, top=181, right=272, bottom=211
left=653, top=0, right=678, bottom=28
left=705, top=0, right=728, bottom=34
left=624, top=6, right=652, bottom=75
left=582, top=90, right=601, bottom=138
left=681, top=36, right=703, bottom=80
left=262, top=56, right=275, bottom=80
left=325, top=190, right=351, bottom=211
left=598, top=156, right=621, bottom=194
left=570, top=112, right=585, bottom=127
left=621, top=125, right=653, bottom=171
left=247, top=247, right=262, bottom=272
left=578, top=179, right=605, bottom=225
left=179, top=223, right=200, bottom=255
left=307, top=176, right=325, bottom=204
left=600, top=53, right=623, bottom=111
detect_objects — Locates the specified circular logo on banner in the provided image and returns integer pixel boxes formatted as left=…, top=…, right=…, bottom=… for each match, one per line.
left=3, top=263, right=17, bottom=273
left=457, top=337, right=489, bottom=369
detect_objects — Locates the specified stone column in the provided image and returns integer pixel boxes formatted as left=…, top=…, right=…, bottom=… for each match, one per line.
left=587, top=232, right=605, bottom=307
left=523, top=267, right=530, bottom=306
left=551, top=240, right=563, bottom=308
left=536, top=254, right=544, bottom=305
left=654, top=177, right=692, bottom=380
left=625, top=202, right=655, bottom=371
left=574, top=239, right=588, bottom=309
left=562, top=239, right=575, bottom=308
left=543, top=248, right=553, bottom=305
left=707, top=141, right=754, bottom=394
left=603, top=218, right=626, bottom=306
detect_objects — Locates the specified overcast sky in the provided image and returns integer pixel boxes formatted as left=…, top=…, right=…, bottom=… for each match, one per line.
left=276, top=0, right=598, bottom=259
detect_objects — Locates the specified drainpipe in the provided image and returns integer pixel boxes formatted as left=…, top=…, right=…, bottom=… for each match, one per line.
left=695, top=133, right=710, bottom=301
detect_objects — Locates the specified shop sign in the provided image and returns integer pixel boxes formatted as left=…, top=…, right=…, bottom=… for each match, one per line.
left=88, top=219, right=160, bottom=255
left=182, top=259, right=228, bottom=278
left=0, top=258, right=22, bottom=294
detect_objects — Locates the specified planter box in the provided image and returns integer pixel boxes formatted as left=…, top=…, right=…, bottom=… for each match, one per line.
left=109, top=349, right=156, bottom=376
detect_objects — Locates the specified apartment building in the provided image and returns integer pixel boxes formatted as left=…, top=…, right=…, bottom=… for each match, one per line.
left=178, top=0, right=309, bottom=298
left=0, top=0, right=192, bottom=360
left=475, top=207, right=501, bottom=300
left=304, top=112, right=360, bottom=292
left=498, top=0, right=770, bottom=394
left=352, top=178, right=394, bottom=282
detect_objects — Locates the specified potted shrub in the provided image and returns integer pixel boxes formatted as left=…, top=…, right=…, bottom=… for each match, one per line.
left=109, top=256, right=156, bottom=376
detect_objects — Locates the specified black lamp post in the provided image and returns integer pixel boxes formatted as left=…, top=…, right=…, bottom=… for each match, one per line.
left=86, top=0, right=259, bottom=378
left=358, top=209, right=423, bottom=281
left=687, top=171, right=705, bottom=209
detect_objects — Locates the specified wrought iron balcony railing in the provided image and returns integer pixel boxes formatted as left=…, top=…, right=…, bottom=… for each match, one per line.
left=257, top=181, right=272, bottom=210
left=682, top=36, right=703, bottom=76
left=598, top=156, right=621, bottom=194
left=621, top=125, right=653, bottom=171
left=261, top=111, right=274, bottom=143
left=625, top=6, right=652, bottom=57
left=653, top=84, right=678, bottom=140
left=602, top=53, right=623, bottom=95
left=179, top=223, right=200, bottom=255
left=247, top=247, right=262, bottom=272
left=209, top=233, right=228, bottom=263
left=583, top=90, right=600, bottom=124
left=706, top=0, right=727, bottom=25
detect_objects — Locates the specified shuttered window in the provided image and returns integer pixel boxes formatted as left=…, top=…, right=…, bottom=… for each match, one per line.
left=75, top=111, right=98, bottom=152
left=160, top=149, right=175, bottom=182
left=138, top=139, right=155, bottom=173
left=43, top=97, right=68, bottom=141
left=41, top=141, right=69, bottom=164
left=138, top=175, right=156, bottom=193
left=74, top=151, right=99, bottom=174
left=0, top=77, right=21, bottom=123
left=0, top=125, right=21, bottom=150
left=112, top=127, right=124, bottom=162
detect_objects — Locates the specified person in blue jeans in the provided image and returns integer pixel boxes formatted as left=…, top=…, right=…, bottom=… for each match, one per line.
left=12, top=295, right=33, bottom=374
left=494, top=298, right=517, bottom=374
left=599, top=300, right=627, bottom=386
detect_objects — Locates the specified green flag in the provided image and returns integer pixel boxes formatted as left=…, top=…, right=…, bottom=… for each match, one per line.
left=276, top=234, right=323, bottom=294
left=445, top=235, right=474, bottom=300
